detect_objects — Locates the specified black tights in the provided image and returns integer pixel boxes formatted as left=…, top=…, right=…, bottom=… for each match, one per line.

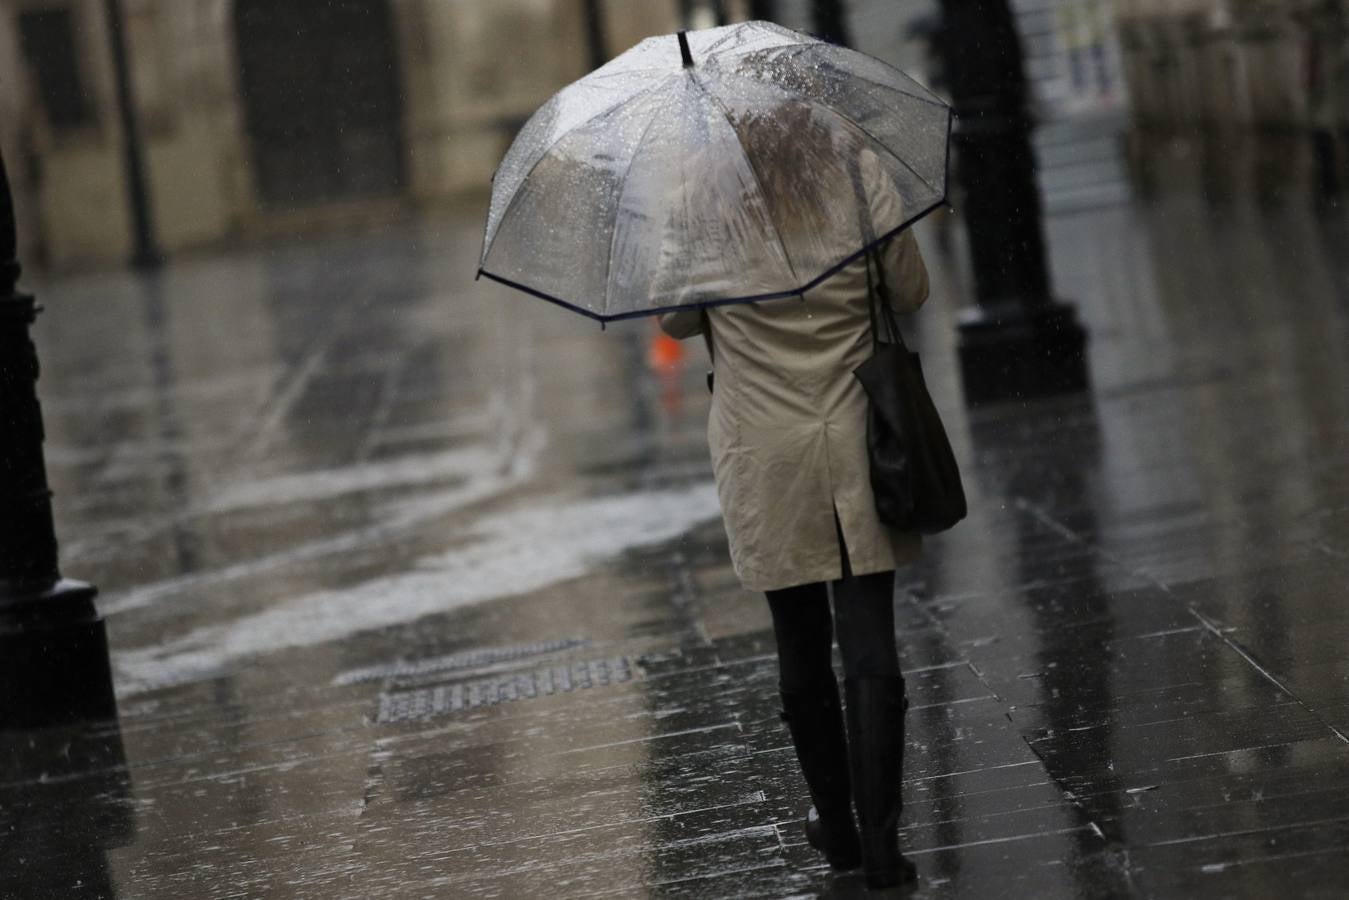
left=764, top=519, right=900, bottom=693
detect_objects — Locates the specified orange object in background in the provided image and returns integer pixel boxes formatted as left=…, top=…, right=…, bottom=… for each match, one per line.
left=648, top=330, right=686, bottom=371
left=648, top=323, right=689, bottom=416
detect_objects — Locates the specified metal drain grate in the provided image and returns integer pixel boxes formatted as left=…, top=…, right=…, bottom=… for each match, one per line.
left=335, top=637, right=590, bottom=686
left=376, top=656, right=637, bottom=723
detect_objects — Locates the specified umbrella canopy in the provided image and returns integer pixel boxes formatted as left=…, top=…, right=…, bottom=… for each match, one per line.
left=478, top=20, right=951, bottom=323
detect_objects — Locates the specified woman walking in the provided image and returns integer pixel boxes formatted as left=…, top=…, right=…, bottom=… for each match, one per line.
left=660, top=145, right=930, bottom=889
left=478, top=24, right=950, bottom=882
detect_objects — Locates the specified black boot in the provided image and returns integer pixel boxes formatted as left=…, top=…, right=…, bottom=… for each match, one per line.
left=778, top=683, right=863, bottom=871
left=843, top=674, right=917, bottom=889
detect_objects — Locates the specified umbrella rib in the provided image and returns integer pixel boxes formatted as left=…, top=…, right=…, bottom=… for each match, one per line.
left=690, top=73, right=801, bottom=288
left=702, top=37, right=818, bottom=63
left=599, top=100, right=669, bottom=318
left=847, top=105, right=946, bottom=203
left=584, top=66, right=671, bottom=81
left=701, top=20, right=819, bottom=59
left=483, top=77, right=675, bottom=265
left=807, top=43, right=948, bottom=108
left=714, top=65, right=946, bottom=203
left=726, top=42, right=948, bottom=110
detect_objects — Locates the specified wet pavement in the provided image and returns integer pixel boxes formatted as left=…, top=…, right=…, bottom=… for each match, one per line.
left=4, top=135, right=1349, bottom=898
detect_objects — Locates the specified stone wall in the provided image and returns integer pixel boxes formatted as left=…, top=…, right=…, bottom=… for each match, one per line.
left=0, top=0, right=684, bottom=270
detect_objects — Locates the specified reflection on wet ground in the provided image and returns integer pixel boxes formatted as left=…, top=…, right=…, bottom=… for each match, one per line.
left=4, top=136, right=1348, bottom=897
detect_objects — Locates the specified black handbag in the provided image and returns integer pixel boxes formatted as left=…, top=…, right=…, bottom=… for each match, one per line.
left=851, top=245, right=967, bottom=534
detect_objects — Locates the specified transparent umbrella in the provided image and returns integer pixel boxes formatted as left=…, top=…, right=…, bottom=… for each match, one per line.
left=477, top=20, right=951, bottom=323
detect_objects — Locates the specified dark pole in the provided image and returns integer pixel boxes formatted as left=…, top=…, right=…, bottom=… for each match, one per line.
left=748, top=0, right=777, bottom=21
left=0, top=147, right=116, bottom=728
left=582, top=0, right=609, bottom=71
left=938, top=0, right=1089, bottom=402
left=811, top=0, right=852, bottom=46
left=104, top=0, right=161, bottom=270
left=678, top=0, right=695, bottom=29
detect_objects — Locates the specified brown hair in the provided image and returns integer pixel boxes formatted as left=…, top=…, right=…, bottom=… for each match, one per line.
left=728, top=102, right=849, bottom=239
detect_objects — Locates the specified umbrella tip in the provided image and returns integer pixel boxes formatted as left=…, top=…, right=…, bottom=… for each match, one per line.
left=677, top=31, right=694, bottom=68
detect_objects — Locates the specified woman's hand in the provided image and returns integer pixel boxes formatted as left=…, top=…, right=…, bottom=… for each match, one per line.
left=658, top=308, right=705, bottom=339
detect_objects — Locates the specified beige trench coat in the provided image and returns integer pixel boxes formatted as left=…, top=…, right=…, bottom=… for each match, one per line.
left=660, top=153, right=931, bottom=592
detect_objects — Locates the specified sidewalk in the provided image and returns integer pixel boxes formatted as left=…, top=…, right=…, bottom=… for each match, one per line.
left=4, top=151, right=1348, bottom=896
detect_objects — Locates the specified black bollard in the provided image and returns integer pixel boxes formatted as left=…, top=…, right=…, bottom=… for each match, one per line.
left=939, top=0, right=1090, bottom=403
left=0, top=148, right=117, bottom=729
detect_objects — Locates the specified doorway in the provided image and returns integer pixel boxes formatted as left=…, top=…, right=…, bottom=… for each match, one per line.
left=234, top=0, right=407, bottom=208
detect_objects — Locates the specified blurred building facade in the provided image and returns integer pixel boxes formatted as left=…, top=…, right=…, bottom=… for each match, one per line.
left=1015, top=0, right=1130, bottom=117
left=1115, top=0, right=1349, bottom=134
left=1, top=0, right=1345, bottom=271
left=0, top=0, right=712, bottom=269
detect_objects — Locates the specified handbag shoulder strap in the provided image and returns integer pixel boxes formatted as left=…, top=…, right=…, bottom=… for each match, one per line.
left=848, top=154, right=904, bottom=349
